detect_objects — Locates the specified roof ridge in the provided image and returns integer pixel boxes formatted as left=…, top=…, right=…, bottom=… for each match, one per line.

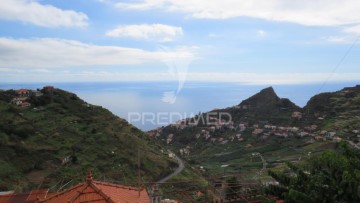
left=92, top=181, right=141, bottom=191
left=66, top=182, right=115, bottom=203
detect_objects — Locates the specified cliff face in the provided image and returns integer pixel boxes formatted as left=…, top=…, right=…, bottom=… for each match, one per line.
left=0, top=88, right=175, bottom=192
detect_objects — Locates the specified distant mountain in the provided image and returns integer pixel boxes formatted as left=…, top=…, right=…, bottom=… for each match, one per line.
left=0, top=87, right=175, bottom=192
left=150, top=86, right=301, bottom=147
left=230, top=86, right=300, bottom=124
left=148, top=85, right=359, bottom=178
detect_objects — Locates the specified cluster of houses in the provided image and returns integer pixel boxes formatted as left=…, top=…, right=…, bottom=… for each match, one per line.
left=9, top=86, right=54, bottom=108
left=154, top=118, right=359, bottom=156
left=10, top=89, right=33, bottom=108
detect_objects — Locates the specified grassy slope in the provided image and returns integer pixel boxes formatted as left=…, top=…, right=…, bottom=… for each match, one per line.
left=152, top=86, right=360, bottom=183
left=0, top=89, right=176, bottom=192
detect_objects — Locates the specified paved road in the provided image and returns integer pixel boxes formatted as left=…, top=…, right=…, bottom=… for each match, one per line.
left=347, top=140, right=360, bottom=150
left=157, top=152, right=185, bottom=184
left=252, top=152, right=267, bottom=180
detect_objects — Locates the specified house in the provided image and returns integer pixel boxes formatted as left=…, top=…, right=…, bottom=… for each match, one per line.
left=252, top=128, right=263, bottom=135
left=315, top=136, right=326, bottom=141
left=292, top=111, right=302, bottom=119
left=40, top=171, right=150, bottom=203
left=32, top=90, right=43, bottom=97
left=42, top=86, right=54, bottom=93
left=333, top=137, right=342, bottom=142
left=326, top=132, right=337, bottom=137
left=11, top=97, right=30, bottom=107
left=168, top=152, right=176, bottom=158
left=0, top=171, right=151, bottom=203
left=20, top=102, right=31, bottom=108
left=11, top=98, right=23, bottom=105
left=299, top=132, right=309, bottom=137
left=305, top=125, right=318, bottom=132
left=290, top=127, right=299, bottom=132
left=238, top=123, right=247, bottom=132
left=16, top=89, right=30, bottom=97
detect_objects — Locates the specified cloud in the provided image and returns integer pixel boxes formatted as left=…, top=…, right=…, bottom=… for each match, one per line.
left=182, top=72, right=360, bottom=85
left=256, top=30, right=267, bottom=37
left=106, top=24, right=183, bottom=42
left=116, top=0, right=360, bottom=27
left=0, top=68, right=21, bottom=73
left=0, top=0, right=88, bottom=28
left=326, top=36, right=349, bottom=43
left=0, top=37, right=196, bottom=68
left=344, top=25, right=360, bottom=34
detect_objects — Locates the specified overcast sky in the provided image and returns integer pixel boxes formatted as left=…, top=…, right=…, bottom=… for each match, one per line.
left=0, top=0, right=360, bottom=84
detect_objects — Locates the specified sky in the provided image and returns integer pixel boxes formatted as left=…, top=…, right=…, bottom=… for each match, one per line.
left=0, top=0, right=360, bottom=85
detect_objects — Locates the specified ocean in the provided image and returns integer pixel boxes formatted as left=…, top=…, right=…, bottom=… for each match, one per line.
left=1, top=81, right=358, bottom=130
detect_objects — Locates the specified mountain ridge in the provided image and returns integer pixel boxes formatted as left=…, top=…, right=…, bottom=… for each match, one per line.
left=147, top=84, right=360, bottom=181
left=0, top=87, right=175, bottom=192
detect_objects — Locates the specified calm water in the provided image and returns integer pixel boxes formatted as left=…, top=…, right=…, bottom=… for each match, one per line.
left=1, top=81, right=358, bottom=130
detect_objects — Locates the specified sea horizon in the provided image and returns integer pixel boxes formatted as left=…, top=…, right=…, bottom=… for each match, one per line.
left=1, top=81, right=358, bottom=130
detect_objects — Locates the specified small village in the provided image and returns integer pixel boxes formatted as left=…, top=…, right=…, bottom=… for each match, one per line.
left=9, top=86, right=54, bottom=108
left=148, top=111, right=360, bottom=156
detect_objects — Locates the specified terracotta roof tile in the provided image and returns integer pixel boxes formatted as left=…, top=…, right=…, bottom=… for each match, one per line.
left=40, top=180, right=149, bottom=203
left=1, top=172, right=149, bottom=203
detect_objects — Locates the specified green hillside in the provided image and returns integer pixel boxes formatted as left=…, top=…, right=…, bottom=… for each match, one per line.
left=303, top=85, right=360, bottom=136
left=149, top=85, right=360, bottom=179
left=0, top=87, right=176, bottom=192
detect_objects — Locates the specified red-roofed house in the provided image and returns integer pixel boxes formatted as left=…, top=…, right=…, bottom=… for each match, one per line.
left=42, top=86, right=54, bottom=94
left=16, top=89, right=30, bottom=97
left=20, top=102, right=31, bottom=108
left=0, top=172, right=150, bottom=203
left=40, top=172, right=149, bottom=203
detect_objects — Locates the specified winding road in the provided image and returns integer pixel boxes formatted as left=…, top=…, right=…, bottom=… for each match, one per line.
left=157, top=151, right=185, bottom=184
left=347, top=140, right=360, bottom=150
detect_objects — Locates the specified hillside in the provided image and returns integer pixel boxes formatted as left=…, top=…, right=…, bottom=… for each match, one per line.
left=148, top=85, right=360, bottom=180
left=226, top=86, right=300, bottom=125
left=0, top=87, right=176, bottom=192
left=303, top=85, right=360, bottom=136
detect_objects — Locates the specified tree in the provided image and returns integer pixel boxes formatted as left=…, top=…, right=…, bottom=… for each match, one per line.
left=266, top=141, right=360, bottom=203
